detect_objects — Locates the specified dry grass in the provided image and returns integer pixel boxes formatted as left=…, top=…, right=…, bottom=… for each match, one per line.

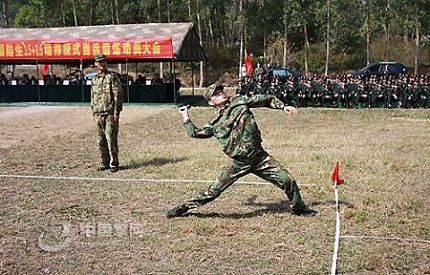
left=0, top=106, right=429, bottom=274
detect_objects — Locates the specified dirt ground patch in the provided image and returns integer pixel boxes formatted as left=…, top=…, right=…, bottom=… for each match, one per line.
left=0, top=106, right=429, bottom=274
left=0, top=106, right=164, bottom=149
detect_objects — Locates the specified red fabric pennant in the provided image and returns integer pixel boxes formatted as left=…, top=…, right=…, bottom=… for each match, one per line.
left=41, top=64, right=50, bottom=78
left=331, top=161, right=345, bottom=185
left=244, top=49, right=253, bottom=77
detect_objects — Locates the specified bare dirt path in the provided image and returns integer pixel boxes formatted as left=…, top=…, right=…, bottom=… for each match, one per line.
left=0, top=106, right=165, bottom=149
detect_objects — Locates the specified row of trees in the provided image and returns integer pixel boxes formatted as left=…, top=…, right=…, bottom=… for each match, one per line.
left=1, top=0, right=430, bottom=82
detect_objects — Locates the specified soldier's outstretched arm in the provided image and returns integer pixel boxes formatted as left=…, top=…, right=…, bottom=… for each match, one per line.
left=242, top=94, right=298, bottom=115
left=244, top=94, right=286, bottom=109
left=178, top=107, right=213, bottom=138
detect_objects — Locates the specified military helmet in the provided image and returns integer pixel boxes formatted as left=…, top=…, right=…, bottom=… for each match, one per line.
left=203, top=83, right=224, bottom=101
left=95, top=54, right=107, bottom=62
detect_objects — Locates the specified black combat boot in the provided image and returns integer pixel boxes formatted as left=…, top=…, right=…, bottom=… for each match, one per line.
left=166, top=204, right=190, bottom=219
left=291, top=203, right=317, bottom=216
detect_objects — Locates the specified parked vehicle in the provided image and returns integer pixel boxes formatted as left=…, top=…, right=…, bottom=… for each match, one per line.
left=350, top=62, right=407, bottom=77
left=266, top=67, right=301, bottom=80
left=84, top=71, right=98, bottom=81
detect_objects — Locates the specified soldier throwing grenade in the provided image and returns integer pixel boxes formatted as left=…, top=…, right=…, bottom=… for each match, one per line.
left=166, top=83, right=316, bottom=218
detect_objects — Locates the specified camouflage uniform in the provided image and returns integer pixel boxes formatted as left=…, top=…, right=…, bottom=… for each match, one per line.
left=90, top=58, right=123, bottom=170
left=168, top=91, right=312, bottom=218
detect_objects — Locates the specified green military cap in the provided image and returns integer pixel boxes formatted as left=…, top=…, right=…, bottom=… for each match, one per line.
left=203, top=83, right=224, bottom=101
left=95, top=54, right=107, bottom=62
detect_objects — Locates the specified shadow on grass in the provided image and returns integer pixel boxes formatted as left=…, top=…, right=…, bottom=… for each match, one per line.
left=186, top=195, right=334, bottom=219
left=309, top=200, right=354, bottom=208
left=124, top=157, right=188, bottom=170
left=187, top=196, right=293, bottom=219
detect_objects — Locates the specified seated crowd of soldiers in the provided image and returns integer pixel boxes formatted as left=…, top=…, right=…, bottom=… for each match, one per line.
left=0, top=72, right=180, bottom=88
left=0, top=72, right=82, bottom=85
left=236, top=73, right=430, bottom=109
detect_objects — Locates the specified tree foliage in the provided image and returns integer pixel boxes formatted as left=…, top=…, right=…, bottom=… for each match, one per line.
left=3, top=0, right=430, bottom=72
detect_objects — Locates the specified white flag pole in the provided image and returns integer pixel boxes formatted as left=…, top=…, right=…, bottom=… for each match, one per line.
left=331, top=177, right=341, bottom=275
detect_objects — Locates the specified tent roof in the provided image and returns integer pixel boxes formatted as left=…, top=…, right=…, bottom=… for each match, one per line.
left=0, top=22, right=207, bottom=64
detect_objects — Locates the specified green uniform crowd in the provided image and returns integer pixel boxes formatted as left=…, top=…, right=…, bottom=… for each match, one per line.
left=237, top=74, right=430, bottom=109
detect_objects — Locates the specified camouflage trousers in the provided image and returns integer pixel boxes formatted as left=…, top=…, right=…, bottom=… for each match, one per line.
left=184, top=150, right=305, bottom=210
left=94, top=114, right=119, bottom=168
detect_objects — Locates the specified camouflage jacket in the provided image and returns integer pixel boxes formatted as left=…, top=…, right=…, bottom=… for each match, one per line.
left=90, top=71, right=123, bottom=116
left=184, top=94, right=285, bottom=160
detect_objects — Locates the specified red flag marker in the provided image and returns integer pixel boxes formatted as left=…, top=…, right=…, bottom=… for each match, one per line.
left=331, top=161, right=345, bottom=185
left=41, top=64, right=50, bottom=79
left=244, top=49, right=253, bottom=77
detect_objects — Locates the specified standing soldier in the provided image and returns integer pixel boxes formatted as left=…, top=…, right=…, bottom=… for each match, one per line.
left=90, top=54, right=123, bottom=173
left=166, top=83, right=316, bottom=218
left=253, top=62, right=263, bottom=79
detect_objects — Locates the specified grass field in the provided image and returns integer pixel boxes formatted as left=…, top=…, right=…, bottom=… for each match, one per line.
left=0, top=105, right=429, bottom=274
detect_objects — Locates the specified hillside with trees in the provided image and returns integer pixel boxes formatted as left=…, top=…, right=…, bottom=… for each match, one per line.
left=1, top=0, right=430, bottom=85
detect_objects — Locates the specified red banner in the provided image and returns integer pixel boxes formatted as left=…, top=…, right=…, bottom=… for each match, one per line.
left=244, top=49, right=253, bottom=77
left=0, top=37, right=173, bottom=60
